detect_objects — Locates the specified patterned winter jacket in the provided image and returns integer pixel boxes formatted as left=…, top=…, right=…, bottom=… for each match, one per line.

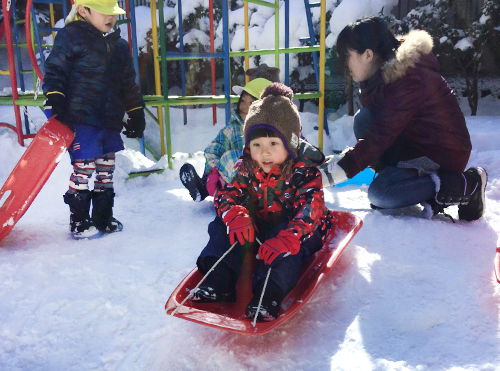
left=338, top=30, right=471, bottom=178
left=43, top=21, right=144, bottom=131
left=215, top=142, right=334, bottom=245
left=203, top=109, right=245, bottom=182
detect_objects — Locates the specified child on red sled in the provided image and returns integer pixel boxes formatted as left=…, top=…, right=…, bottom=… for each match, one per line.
left=192, top=83, right=334, bottom=321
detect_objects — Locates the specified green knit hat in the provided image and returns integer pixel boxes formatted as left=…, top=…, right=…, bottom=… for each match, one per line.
left=243, top=83, right=301, bottom=159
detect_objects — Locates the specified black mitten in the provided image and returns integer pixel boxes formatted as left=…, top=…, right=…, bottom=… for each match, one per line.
left=123, top=108, right=146, bottom=138
left=43, top=93, right=70, bottom=127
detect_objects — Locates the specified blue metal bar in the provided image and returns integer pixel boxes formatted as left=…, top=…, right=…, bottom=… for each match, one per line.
left=303, top=0, right=319, bottom=89
left=285, top=0, right=289, bottom=86
left=177, top=0, right=188, bottom=125
left=31, top=4, right=47, bottom=75
left=127, top=0, right=145, bottom=154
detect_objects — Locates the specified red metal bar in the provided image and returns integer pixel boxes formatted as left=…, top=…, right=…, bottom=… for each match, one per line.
left=2, top=0, right=25, bottom=146
left=125, top=0, right=132, bottom=55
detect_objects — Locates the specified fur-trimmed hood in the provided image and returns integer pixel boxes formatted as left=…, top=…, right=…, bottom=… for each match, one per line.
left=382, top=30, right=434, bottom=84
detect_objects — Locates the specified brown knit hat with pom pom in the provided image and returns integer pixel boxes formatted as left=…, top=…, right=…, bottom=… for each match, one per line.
left=243, top=83, right=301, bottom=159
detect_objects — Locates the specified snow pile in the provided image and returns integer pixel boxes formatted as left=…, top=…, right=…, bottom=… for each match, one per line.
left=1, top=103, right=500, bottom=370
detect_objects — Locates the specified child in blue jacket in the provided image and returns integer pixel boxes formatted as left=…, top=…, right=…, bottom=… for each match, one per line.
left=43, top=0, right=145, bottom=238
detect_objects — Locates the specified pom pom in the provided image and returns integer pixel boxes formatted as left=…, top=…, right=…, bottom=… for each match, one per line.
left=260, top=83, right=294, bottom=101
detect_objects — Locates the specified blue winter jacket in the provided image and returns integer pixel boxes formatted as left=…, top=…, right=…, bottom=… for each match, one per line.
left=42, top=21, right=144, bottom=131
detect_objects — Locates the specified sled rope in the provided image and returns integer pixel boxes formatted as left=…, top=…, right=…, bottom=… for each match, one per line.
left=252, top=245, right=290, bottom=328
left=252, top=266, right=271, bottom=328
left=168, top=241, right=239, bottom=316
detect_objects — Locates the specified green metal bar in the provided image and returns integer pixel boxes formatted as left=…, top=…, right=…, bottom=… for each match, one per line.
left=165, top=105, right=172, bottom=169
left=229, top=46, right=320, bottom=57
left=158, top=0, right=172, bottom=169
left=144, top=107, right=160, bottom=125
left=156, top=46, right=320, bottom=62
left=245, top=0, right=278, bottom=8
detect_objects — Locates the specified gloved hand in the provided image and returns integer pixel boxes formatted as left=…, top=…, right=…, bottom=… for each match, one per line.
left=222, top=205, right=256, bottom=246
left=206, top=167, right=224, bottom=196
left=258, top=230, right=300, bottom=267
left=43, top=93, right=70, bottom=127
left=123, top=108, right=146, bottom=138
left=319, top=154, right=348, bottom=187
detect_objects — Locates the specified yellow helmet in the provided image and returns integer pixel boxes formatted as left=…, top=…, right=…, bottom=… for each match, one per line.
left=74, top=0, right=125, bottom=15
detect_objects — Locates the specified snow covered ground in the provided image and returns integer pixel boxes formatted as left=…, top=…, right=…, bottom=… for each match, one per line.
left=1, top=100, right=500, bottom=370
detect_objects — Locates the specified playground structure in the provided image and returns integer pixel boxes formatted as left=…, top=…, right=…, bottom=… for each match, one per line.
left=0, top=0, right=331, bottom=170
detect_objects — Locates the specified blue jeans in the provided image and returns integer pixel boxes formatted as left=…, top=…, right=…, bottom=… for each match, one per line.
left=368, top=167, right=436, bottom=208
left=354, top=108, right=437, bottom=208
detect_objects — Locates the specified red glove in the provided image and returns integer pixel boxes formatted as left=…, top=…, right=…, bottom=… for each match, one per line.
left=223, top=205, right=256, bottom=245
left=258, top=230, right=301, bottom=266
left=206, top=168, right=222, bottom=196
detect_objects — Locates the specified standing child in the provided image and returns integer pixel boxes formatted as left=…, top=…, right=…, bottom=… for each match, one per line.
left=43, top=0, right=146, bottom=238
left=191, top=83, right=334, bottom=321
left=320, top=16, right=487, bottom=221
left=180, top=78, right=272, bottom=201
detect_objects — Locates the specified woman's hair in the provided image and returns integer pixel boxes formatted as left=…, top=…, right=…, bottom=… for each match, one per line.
left=336, top=16, right=400, bottom=68
left=236, top=127, right=294, bottom=180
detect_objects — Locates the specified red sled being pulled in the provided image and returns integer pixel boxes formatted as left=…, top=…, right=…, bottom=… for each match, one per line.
left=165, top=210, right=362, bottom=335
left=0, top=117, right=74, bottom=243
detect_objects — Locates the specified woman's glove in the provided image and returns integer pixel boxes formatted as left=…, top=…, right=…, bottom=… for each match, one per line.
left=319, top=155, right=347, bottom=187
left=123, top=108, right=146, bottom=138
left=258, top=230, right=300, bottom=266
left=222, top=205, right=256, bottom=245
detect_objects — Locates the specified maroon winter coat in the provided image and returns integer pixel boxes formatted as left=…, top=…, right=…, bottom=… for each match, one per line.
left=338, top=30, right=472, bottom=178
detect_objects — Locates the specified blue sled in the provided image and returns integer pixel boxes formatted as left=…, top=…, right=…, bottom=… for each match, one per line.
left=336, top=168, right=375, bottom=187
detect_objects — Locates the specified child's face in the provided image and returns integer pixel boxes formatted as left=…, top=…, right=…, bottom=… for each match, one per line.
left=346, top=49, right=378, bottom=82
left=78, top=5, right=117, bottom=34
left=249, top=136, right=289, bottom=174
left=238, top=93, right=256, bottom=121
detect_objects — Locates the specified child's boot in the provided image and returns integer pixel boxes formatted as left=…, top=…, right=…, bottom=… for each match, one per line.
left=63, top=190, right=99, bottom=238
left=245, top=279, right=284, bottom=321
left=432, top=167, right=487, bottom=221
left=91, top=189, right=123, bottom=233
left=191, top=261, right=237, bottom=303
left=179, top=163, right=209, bottom=201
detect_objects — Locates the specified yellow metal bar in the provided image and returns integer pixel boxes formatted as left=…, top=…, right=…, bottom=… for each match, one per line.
left=49, top=4, right=56, bottom=41
left=317, top=0, right=326, bottom=151
left=150, top=0, right=166, bottom=157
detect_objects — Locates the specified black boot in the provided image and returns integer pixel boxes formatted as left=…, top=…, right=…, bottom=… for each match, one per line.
left=433, top=167, right=487, bottom=221
left=179, top=163, right=209, bottom=201
left=191, top=261, right=237, bottom=303
left=245, top=279, right=284, bottom=322
left=63, top=190, right=99, bottom=238
left=92, top=189, right=123, bottom=233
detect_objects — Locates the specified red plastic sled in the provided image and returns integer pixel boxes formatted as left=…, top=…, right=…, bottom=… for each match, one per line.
left=495, top=237, right=500, bottom=284
left=165, top=210, right=362, bottom=335
left=0, top=117, right=74, bottom=242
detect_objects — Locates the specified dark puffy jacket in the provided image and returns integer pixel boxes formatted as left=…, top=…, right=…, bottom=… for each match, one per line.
left=338, top=30, right=471, bottom=178
left=215, top=142, right=334, bottom=245
left=43, top=21, right=143, bottom=131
